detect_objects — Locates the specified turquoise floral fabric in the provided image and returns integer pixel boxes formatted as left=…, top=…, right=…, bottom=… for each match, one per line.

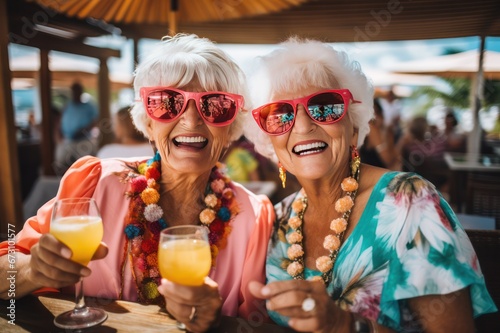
left=266, top=172, right=497, bottom=331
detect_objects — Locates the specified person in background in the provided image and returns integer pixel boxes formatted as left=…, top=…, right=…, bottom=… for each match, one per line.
left=379, top=86, right=402, bottom=141
left=486, top=112, right=500, bottom=140
left=223, top=136, right=261, bottom=182
left=358, top=98, right=397, bottom=169
left=244, top=37, right=496, bottom=332
left=442, top=108, right=467, bottom=153
left=0, top=34, right=275, bottom=332
left=97, top=106, right=153, bottom=159
left=397, top=116, right=450, bottom=191
left=55, top=82, right=99, bottom=174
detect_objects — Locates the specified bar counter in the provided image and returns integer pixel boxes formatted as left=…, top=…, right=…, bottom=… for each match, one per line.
left=0, top=293, right=295, bottom=333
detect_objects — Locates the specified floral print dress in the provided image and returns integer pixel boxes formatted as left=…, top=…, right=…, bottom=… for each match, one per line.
left=266, top=172, right=497, bottom=331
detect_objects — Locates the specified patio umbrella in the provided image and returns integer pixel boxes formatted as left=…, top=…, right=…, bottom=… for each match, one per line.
left=389, top=50, right=500, bottom=80
left=33, top=0, right=309, bottom=35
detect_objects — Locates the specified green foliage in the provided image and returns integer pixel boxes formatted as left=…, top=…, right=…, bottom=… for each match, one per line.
left=411, top=78, right=500, bottom=111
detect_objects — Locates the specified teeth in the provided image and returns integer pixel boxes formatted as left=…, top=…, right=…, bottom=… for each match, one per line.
left=293, top=142, right=326, bottom=154
left=175, top=136, right=207, bottom=143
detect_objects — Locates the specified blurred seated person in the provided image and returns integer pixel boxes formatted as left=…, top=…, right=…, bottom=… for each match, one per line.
left=442, top=108, right=467, bottom=153
left=359, top=98, right=397, bottom=169
left=55, top=82, right=98, bottom=174
left=97, top=106, right=152, bottom=159
left=223, top=136, right=260, bottom=182
left=379, top=86, right=402, bottom=141
left=397, top=116, right=449, bottom=190
left=486, top=111, right=500, bottom=140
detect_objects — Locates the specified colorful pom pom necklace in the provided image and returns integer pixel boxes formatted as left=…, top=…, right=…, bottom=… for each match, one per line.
left=285, top=147, right=360, bottom=286
left=120, top=151, right=239, bottom=304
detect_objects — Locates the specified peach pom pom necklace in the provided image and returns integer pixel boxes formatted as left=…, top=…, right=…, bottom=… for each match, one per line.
left=286, top=147, right=360, bottom=286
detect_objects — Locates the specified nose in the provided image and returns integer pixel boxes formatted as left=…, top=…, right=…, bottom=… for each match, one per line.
left=180, top=99, right=203, bottom=126
left=291, top=104, right=316, bottom=134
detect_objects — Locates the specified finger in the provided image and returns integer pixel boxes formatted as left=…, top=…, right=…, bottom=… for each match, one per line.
left=274, top=305, right=315, bottom=319
left=262, top=279, right=314, bottom=298
left=91, top=242, right=108, bottom=260
left=184, top=304, right=220, bottom=333
left=165, top=300, right=193, bottom=322
left=288, top=317, right=322, bottom=332
left=35, top=243, right=89, bottom=277
left=158, top=278, right=218, bottom=304
left=266, top=289, right=308, bottom=312
left=263, top=279, right=324, bottom=298
left=31, top=250, right=87, bottom=287
left=29, top=252, right=82, bottom=289
left=248, top=280, right=267, bottom=299
left=38, top=233, right=72, bottom=259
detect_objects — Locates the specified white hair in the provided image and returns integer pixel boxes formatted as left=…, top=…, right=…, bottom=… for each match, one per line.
left=130, top=33, right=249, bottom=142
left=244, top=37, right=374, bottom=162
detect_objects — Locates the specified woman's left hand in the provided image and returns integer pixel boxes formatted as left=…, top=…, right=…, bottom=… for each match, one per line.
left=249, top=280, right=349, bottom=333
left=158, top=277, right=222, bottom=333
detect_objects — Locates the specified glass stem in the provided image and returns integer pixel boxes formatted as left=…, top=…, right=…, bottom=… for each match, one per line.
left=73, top=279, right=87, bottom=313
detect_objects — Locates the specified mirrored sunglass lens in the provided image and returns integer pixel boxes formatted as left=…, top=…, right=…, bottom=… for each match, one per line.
left=260, top=103, right=294, bottom=134
left=307, top=92, right=345, bottom=123
left=200, top=94, right=237, bottom=123
left=147, top=90, right=184, bottom=120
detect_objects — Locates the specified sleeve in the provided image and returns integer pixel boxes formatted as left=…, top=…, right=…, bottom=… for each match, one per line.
left=0, top=156, right=102, bottom=257
left=379, top=174, right=497, bottom=326
left=237, top=194, right=275, bottom=321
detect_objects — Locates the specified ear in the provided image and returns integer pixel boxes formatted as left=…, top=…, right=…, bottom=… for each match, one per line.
left=351, top=127, right=359, bottom=146
left=146, top=118, right=154, bottom=139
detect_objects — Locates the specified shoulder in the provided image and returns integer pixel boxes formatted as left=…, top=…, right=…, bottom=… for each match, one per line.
left=383, top=171, right=440, bottom=200
left=230, top=182, right=275, bottom=237
left=232, top=182, right=274, bottom=216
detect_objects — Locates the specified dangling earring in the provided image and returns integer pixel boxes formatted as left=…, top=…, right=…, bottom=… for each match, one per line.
left=350, top=145, right=361, bottom=178
left=278, top=162, right=287, bottom=188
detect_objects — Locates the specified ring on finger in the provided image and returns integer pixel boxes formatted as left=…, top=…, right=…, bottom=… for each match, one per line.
left=301, top=295, right=316, bottom=312
left=189, top=306, right=197, bottom=322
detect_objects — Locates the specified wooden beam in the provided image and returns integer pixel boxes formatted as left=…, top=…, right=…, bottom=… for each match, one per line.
left=39, top=49, right=55, bottom=176
left=0, top=0, right=23, bottom=237
left=15, top=35, right=120, bottom=59
left=98, top=58, right=113, bottom=147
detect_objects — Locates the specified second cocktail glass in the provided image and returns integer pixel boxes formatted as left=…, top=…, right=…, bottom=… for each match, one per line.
left=158, top=225, right=211, bottom=329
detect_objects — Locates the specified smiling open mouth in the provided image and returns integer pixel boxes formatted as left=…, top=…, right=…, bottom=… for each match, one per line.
left=292, top=142, right=327, bottom=156
left=173, top=136, right=208, bottom=149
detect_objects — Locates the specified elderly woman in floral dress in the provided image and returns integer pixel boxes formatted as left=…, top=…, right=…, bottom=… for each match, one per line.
left=0, top=34, right=274, bottom=332
left=246, top=37, right=496, bottom=333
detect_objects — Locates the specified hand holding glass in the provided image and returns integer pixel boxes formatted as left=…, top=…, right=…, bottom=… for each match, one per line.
left=50, top=197, right=107, bottom=329
left=158, top=225, right=211, bottom=329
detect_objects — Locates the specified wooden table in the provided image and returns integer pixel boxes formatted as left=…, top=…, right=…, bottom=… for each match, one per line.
left=0, top=293, right=295, bottom=333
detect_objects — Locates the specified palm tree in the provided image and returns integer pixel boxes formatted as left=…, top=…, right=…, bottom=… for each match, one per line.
left=409, top=47, right=500, bottom=114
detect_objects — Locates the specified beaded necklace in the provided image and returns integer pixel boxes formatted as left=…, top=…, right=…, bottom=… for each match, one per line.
left=285, top=150, right=360, bottom=287
left=118, top=151, right=239, bottom=304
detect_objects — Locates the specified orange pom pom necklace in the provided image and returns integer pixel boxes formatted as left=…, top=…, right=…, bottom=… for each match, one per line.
left=285, top=147, right=360, bottom=286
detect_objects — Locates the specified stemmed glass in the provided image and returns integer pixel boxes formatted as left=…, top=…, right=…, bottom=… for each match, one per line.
left=158, top=225, right=211, bottom=330
left=50, top=197, right=108, bottom=329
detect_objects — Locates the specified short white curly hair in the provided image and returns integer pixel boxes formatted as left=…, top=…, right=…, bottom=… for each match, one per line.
left=244, top=37, right=374, bottom=162
left=130, top=33, right=249, bottom=143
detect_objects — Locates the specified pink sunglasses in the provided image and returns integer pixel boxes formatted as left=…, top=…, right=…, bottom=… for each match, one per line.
left=140, top=87, right=244, bottom=126
left=252, top=89, right=360, bottom=135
